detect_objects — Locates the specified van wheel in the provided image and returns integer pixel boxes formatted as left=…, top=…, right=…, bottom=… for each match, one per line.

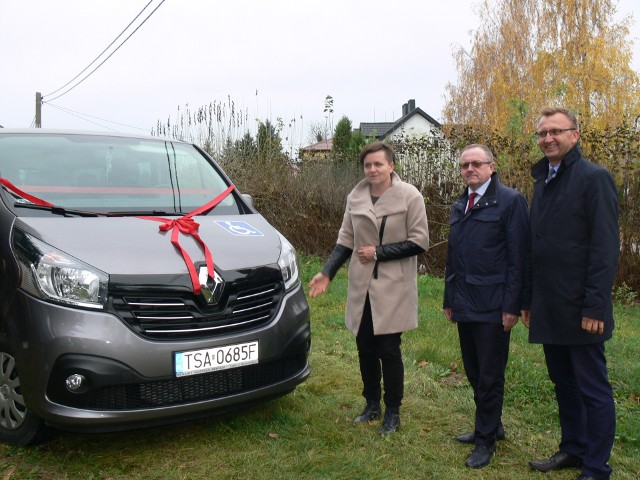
left=0, top=338, right=49, bottom=446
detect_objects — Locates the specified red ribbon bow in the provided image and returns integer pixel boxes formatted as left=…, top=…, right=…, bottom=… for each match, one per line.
left=140, top=184, right=236, bottom=295
left=153, top=217, right=210, bottom=295
left=0, top=177, right=236, bottom=296
left=158, top=217, right=201, bottom=236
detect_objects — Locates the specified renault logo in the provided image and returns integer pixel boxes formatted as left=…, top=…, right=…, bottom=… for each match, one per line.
left=198, top=266, right=224, bottom=305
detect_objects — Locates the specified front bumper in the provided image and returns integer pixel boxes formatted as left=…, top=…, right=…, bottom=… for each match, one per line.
left=8, top=284, right=310, bottom=432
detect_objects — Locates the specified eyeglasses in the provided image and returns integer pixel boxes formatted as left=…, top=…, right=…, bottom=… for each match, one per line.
left=535, top=128, right=576, bottom=139
left=459, top=161, right=492, bottom=169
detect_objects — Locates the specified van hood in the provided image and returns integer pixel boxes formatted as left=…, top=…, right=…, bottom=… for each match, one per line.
left=14, top=214, right=283, bottom=275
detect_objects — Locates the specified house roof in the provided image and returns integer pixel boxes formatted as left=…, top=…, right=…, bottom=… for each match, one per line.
left=359, top=122, right=395, bottom=138
left=299, top=138, right=333, bottom=151
left=359, top=106, right=442, bottom=139
left=391, top=107, right=441, bottom=132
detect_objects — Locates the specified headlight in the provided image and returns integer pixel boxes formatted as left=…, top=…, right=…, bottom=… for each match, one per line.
left=277, top=233, right=300, bottom=291
left=13, top=230, right=108, bottom=309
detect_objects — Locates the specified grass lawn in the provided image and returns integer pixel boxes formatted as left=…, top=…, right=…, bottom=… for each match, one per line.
left=1, top=255, right=638, bottom=479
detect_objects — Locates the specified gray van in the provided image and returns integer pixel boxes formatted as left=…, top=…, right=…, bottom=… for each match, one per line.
left=0, top=129, right=311, bottom=445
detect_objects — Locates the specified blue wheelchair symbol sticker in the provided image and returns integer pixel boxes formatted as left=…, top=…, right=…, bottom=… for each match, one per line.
left=215, top=220, right=264, bottom=237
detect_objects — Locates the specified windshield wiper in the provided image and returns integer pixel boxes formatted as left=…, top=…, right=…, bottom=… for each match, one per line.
left=105, top=210, right=181, bottom=216
left=14, top=203, right=100, bottom=217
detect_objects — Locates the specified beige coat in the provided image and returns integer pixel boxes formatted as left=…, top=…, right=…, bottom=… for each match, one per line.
left=337, top=172, right=429, bottom=336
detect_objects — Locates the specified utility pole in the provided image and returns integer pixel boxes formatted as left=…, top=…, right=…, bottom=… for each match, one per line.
left=35, top=92, right=42, bottom=128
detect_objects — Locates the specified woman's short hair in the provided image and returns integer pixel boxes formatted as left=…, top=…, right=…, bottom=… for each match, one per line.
left=359, top=141, right=396, bottom=165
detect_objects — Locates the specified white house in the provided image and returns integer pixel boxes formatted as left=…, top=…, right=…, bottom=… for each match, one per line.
left=360, top=100, right=457, bottom=192
left=358, top=99, right=441, bottom=140
left=297, top=100, right=455, bottom=192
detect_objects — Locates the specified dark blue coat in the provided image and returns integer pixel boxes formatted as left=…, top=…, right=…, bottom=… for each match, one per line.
left=443, top=173, right=529, bottom=323
left=524, top=145, right=619, bottom=345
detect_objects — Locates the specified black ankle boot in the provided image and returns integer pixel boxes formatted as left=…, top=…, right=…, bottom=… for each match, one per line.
left=378, top=407, right=400, bottom=435
left=353, top=400, right=381, bottom=423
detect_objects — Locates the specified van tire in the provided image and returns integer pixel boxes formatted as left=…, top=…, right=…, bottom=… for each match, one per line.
left=0, top=336, right=50, bottom=446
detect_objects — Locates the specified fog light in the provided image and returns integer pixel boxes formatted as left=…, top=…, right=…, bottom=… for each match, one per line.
left=65, top=374, right=86, bottom=392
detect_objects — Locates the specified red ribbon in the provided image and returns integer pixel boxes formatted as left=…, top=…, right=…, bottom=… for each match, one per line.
left=140, top=184, right=236, bottom=295
left=0, top=177, right=236, bottom=295
left=0, top=178, right=54, bottom=206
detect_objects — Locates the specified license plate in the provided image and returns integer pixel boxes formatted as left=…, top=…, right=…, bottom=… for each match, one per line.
left=174, top=341, right=259, bottom=377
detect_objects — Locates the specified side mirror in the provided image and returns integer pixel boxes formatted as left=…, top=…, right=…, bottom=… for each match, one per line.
left=241, top=193, right=254, bottom=208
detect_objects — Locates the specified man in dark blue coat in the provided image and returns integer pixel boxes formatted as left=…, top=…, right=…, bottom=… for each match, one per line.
left=443, top=144, right=529, bottom=469
left=522, top=107, right=619, bottom=480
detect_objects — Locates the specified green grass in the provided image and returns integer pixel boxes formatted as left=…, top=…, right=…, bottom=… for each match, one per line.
left=1, top=255, right=638, bottom=479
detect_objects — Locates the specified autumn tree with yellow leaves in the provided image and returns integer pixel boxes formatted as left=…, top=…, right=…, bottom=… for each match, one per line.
left=443, top=0, right=640, bottom=134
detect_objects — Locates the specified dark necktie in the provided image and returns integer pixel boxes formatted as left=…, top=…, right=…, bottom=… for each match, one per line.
left=466, top=192, right=477, bottom=214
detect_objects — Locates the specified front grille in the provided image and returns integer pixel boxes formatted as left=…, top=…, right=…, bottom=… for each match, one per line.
left=110, top=279, right=284, bottom=340
left=88, top=354, right=307, bottom=410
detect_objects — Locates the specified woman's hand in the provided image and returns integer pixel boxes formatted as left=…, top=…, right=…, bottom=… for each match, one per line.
left=308, top=272, right=330, bottom=298
left=357, top=246, right=376, bottom=263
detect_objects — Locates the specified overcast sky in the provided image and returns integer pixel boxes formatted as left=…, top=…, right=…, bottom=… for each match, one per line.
left=1, top=0, right=638, bottom=151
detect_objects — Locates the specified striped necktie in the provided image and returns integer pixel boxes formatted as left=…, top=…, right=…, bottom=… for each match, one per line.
left=545, top=165, right=556, bottom=185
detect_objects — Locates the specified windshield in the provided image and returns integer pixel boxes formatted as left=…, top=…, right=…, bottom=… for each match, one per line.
left=0, top=132, right=242, bottom=215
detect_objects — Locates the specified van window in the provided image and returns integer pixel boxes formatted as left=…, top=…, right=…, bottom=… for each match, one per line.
left=0, top=133, right=241, bottom=215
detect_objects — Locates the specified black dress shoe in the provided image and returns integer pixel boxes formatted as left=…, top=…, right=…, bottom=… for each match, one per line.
left=456, top=424, right=505, bottom=444
left=377, top=408, right=400, bottom=435
left=529, top=451, right=582, bottom=472
left=576, top=476, right=597, bottom=480
left=353, top=399, right=381, bottom=423
left=465, top=444, right=496, bottom=468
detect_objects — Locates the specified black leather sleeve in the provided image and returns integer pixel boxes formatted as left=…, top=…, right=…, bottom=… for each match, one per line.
left=376, top=240, right=425, bottom=262
left=321, top=244, right=353, bottom=280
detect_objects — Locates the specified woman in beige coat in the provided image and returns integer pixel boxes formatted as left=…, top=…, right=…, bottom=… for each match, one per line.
left=309, top=141, right=429, bottom=435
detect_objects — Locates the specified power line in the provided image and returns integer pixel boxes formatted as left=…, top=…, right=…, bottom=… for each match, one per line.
left=44, top=0, right=155, bottom=98
left=43, top=0, right=167, bottom=103
left=46, top=103, right=150, bottom=132
left=46, top=103, right=118, bottom=131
